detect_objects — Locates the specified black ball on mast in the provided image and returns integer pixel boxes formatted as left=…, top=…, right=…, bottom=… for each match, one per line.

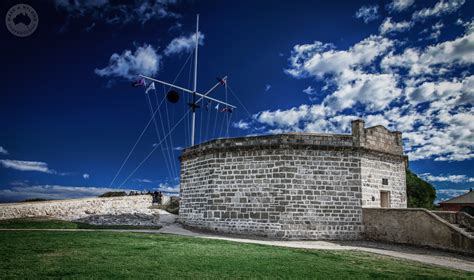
left=167, top=90, right=180, bottom=103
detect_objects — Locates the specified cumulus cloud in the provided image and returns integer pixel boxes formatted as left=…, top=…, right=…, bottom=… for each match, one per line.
left=236, top=14, right=473, bottom=162
left=412, top=0, right=465, bottom=21
left=255, top=105, right=310, bottom=129
left=95, top=44, right=161, bottom=80
left=421, top=173, right=474, bottom=183
left=285, top=35, right=393, bottom=79
left=355, top=5, right=380, bottom=23
left=0, top=159, right=56, bottom=174
left=0, top=146, right=8, bottom=155
left=379, top=17, right=413, bottom=35
left=381, top=32, right=474, bottom=76
left=55, top=0, right=178, bottom=26
left=0, top=184, right=134, bottom=203
left=387, top=0, right=415, bottom=12
left=83, top=173, right=90, bottom=179
left=164, top=32, right=204, bottom=56
left=265, top=84, right=272, bottom=92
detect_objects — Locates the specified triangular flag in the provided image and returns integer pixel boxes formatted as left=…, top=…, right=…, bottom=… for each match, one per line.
left=214, top=103, right=219, bottom=111
left=132, top=78, right=146, bottom=87
left=145, top=82, right=155, bottom=94
left=220, top=107, right=233, bottom=113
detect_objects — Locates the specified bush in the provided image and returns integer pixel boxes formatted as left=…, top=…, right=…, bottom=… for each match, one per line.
left=98, top=191, right=127, bottom=198
left=20, top=198, right=49, bottom=202
left=406, top=169, right=436, bottom=209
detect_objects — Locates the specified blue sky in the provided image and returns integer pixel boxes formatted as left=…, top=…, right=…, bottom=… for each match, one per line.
left=0, top=0, right=472, bottom=202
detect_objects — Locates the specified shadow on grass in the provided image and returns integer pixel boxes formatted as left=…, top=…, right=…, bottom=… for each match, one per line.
left=0, top=217, right=162, bottom=230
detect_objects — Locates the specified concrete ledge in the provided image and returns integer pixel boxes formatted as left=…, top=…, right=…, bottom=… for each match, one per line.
left=362, top=208, right=474, bottom=254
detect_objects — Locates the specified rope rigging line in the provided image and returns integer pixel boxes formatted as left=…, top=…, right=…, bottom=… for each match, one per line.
left=225, top=82, right=229, bottom=137
left=205, top=99, right=212, bottom=142
left=161, top=85, right=179, bottom=182
left=212, top=104, right=219, bottom=139
left=219, top=112, right=226, bottom=138
left=146, top=90, right=175, bottom=183
left=227, top=84, right=252, bottom=118
left=226, top=111, right=233, bottom=138
left=199, top=98, right=204, bottom=144
left=110, top=51, right=193, bottom=187
left=109, top=94, right=167, bottom=187
left=118, top=109, right=191, bottom=188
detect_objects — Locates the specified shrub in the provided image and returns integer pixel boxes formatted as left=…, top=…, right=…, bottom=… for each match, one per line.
left=98, top=191, right=127, bottom=198
left=406, top=169, right=436, bottom=209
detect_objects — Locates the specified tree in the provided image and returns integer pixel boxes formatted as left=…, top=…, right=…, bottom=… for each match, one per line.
left=406, top=169, right=436, bottom=209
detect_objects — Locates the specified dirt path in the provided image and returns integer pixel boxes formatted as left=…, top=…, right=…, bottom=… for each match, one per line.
left=1, top=223, right=473, bottom=273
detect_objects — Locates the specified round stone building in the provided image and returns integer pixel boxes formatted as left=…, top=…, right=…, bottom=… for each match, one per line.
left=179, top=120, right=408, bottom=240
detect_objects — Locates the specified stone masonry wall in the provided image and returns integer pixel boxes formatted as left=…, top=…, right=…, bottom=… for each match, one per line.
left=0, top=195, right=153, bottom=221
left=179, top=119, right=407, bottom=240
left=361, top=154, right=407, bottom=208
left=180, top=144, right=364, bottom=240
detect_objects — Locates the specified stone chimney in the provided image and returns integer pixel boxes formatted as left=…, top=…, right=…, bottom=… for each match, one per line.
left=351, top=119, right=365, bottom=147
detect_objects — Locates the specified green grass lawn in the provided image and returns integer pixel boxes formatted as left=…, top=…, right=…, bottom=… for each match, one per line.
left=0, top=218, right=162, bottom=230
left=0, top=229, right=471, bottom=279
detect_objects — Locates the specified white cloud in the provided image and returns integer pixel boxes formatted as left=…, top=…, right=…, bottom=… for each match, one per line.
left=387, top=0, right=415, bottom=12
left=83, top=173, right=90, bottom=180
left=255, top=105, right=310, bottom=129
left=164, top=32, right=204, bottom=56
left=412, top=0, right=465, bottom=21
left=426, top=21, right=444, bottom=40
left=302, top=86, right=316, bottom=95
left=379, top=17, right=413, bottom=35
left=232, top=120, right=251, bottom=130
left=134, top=178, right=153, bottom=183
left=0, top=159, right=56, bottom=174
left=55, top=0, right=178, bottom=26
left=0, top=146, right=8, bottom=155
left=421, top=173, right=474, bottom=183
left=381, top=32, right=474, bottom=76
left=286, top=35, right=393, bottom=79
left=355, top=5, right=380, bottom=23
left=436, top=188, right=470, bottom=200
left=236, top=5, right=473, bottom=163
left=156, top=183, right=179, bottom=193
left=0, top=185, right=134, bottom=202
left=323, top=71, right=402, bottom=112
left=95, top=44, right=161, bottom=80
left=265, top=84, right=272, bottom=92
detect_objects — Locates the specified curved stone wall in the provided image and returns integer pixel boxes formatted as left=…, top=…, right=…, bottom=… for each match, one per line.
left=179, top=120, right=407, bottom=240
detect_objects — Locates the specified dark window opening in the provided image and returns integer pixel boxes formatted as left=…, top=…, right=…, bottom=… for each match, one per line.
left=382, top=178, right=388, bottom=185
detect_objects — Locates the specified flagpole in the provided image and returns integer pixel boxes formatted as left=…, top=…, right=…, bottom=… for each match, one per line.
left=191, top=14, right=199, bottom=146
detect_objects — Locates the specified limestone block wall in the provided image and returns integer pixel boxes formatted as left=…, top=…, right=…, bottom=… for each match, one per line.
left=180, top=134, right=366, bottom=240
left=363, top=208, right=474, bottom=254
left=352, top=120, right=403, bottom=156
left=179, top=120, right=407, bottom=240
left=361, top=154, right=407, bottom=208
left=0, top=195, right=153, bottom=221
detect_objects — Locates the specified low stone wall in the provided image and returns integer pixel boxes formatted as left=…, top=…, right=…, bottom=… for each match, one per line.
left=363, top=208, right=474, bottom=254
left=433, top=211, right=474, bottom=231
left=0, top=195, right=153, bottom=221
